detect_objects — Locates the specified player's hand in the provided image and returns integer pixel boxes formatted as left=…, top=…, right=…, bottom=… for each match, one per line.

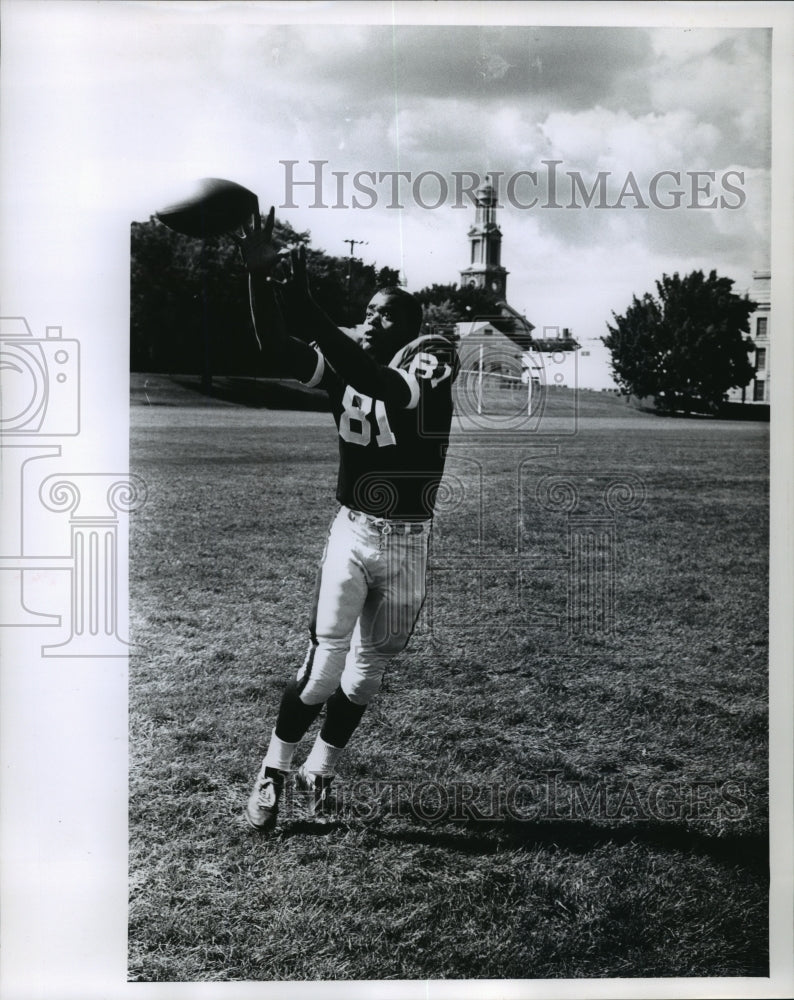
left=234, top=205, right=280, bottom=276
left=288, top=244, right=312, bottom=302
left=278, top=243, right=322, bottom=342
left=282, top=244, right=315, bottom=315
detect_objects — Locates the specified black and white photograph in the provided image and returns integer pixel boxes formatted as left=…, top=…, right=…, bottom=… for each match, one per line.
left=1, top=2, right=793, bottom=998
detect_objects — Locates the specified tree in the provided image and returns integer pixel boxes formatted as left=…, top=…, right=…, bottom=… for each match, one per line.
left=130, top=217, right=287, bottom=378
left=414, top=282, right=504, bottom=338
left=300, top=253, right=400, bottom=329
left=130, top=215, right=401, bottom=376
left=602, top=270, right=757, bottom=413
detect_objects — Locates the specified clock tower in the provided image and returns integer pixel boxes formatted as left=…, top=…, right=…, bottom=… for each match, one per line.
left=459, top=178, right=508, bottom=298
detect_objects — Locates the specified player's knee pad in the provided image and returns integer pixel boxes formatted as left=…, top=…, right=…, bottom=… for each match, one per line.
left=296, top=636, right=350, bottom=705
left=298, top=674, right=340, bottom=705
left=341, top=651, right=391, bottom=705
left=340, top=673, right=382, bottom=706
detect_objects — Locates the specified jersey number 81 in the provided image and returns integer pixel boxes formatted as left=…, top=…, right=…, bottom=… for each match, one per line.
left=339, top=386, right=397, bottom=448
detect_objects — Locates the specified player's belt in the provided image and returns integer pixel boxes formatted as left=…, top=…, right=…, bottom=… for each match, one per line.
left=346, top=507, right=430, bottom=535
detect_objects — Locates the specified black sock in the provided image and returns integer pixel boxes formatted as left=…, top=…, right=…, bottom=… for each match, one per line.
left=320, top=687, right=367, bottom=749
left=274, top=679, right=324, bottom=744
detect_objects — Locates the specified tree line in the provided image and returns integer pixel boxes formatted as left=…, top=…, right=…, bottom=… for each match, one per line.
left=131, top=213, right=760, bottom=413
left=130, top=216, right=503, bottom=381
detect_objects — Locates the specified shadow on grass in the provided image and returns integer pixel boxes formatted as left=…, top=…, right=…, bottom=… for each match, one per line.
left=387, top=819, right=766, bottom=872
left=279, top=813, right=768, bottom=874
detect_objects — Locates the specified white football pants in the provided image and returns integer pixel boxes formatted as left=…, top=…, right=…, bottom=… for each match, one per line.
left=296, top=506, right=430, bottom=706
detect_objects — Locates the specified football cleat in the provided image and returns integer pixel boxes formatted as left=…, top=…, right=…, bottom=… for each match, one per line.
left=245, top=766, right=285, bottom=832
left=295, top=765, right=335, bottom=821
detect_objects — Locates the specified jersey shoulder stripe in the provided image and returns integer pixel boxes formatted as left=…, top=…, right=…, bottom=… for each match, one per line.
left=300, top=344, right=326, bottom=388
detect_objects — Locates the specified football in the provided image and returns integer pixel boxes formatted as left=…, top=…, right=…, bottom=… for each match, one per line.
left=155, top=178, right=259, bottom=238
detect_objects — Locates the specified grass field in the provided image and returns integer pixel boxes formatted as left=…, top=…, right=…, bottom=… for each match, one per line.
left=129, top=377, right=769, bottom=983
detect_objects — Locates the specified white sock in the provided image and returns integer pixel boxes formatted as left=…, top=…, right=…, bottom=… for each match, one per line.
left=303, top=734, right=344, bottom=778
left=262, top=730, right=300, bottom=773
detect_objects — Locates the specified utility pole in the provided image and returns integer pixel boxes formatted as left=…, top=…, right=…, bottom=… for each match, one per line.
left=344, top=238, right=368, bottom=289
left=343, top=238, right=368, bottom=257
left=343, top=238, right=369, bottom=327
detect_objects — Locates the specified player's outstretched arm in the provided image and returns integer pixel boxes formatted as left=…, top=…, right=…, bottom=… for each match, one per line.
left=288, top=245, right=413, bottom=408
left=235, top=208, right=318, bottom=382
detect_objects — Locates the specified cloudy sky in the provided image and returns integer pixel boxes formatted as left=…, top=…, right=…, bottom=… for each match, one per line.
left=0, top=2, right=778, bottom=387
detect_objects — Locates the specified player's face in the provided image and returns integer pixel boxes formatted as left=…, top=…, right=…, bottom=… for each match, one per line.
left=361, top=292, right=412, bottom=361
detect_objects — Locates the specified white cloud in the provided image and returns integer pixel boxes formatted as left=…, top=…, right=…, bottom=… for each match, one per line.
left=647, top=29, right=771, bottom=165
left=538, top=107, right=721, bottom=175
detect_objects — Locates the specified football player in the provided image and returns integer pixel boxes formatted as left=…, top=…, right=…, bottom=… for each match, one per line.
left=236, top=208, right=459, bottom=831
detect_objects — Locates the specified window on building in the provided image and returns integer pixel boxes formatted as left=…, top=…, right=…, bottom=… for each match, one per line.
left=756, top=317, right=768, bottom=338
left=756, top=347, right=766, bottom=372
left=753, top=379, right=766, bottom=402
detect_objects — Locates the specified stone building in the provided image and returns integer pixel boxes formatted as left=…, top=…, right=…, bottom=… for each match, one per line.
left=726, top=269, right=771, bottom=404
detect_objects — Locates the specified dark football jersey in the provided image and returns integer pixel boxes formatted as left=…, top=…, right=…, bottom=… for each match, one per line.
left=303, top=334, right=459, bottom=520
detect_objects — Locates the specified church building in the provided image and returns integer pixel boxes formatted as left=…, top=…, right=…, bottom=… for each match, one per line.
left=455, top=178, right=579, bottom=391
left=459, top=179, right=509, bottom=299
left=457, top=178, right=579, bottom=352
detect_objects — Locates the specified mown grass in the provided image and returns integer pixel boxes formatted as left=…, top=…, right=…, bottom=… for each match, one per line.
left=128, top=390, right=768, bottom=982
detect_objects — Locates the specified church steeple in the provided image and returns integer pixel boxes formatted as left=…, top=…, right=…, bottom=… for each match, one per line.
left=459, top=178, right=508, bottom=298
